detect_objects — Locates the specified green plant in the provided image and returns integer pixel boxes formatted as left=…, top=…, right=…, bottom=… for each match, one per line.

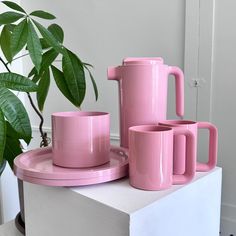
left=0, top=1, right=98, bottom=169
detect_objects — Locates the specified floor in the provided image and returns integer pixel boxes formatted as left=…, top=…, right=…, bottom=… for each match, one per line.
left=0, top=221, right=23, bottom=236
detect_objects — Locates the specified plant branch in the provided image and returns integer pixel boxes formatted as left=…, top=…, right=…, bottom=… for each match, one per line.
left=6, top=53, right=30, bottom=65
left=26, top=93, right=49, bottom=147
left=0, top=57, right=10, bottom=72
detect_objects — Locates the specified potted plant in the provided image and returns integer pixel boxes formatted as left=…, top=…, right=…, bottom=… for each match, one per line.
left=0, top=1, right=98, bottom=234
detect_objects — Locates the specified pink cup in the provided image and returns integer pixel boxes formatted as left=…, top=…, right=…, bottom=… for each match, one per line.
left=52, top=111, right=110, bottom=168
left=159, top=120, right=218, bottom=173
left=129, top=125, right=195, bottom=191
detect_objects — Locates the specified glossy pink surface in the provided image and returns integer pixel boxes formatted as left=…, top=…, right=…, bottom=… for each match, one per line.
left=159, top=120, right=218, bottom=173
left=52, top=111, right=110, bottom=168
left=108, top=57, right=184, bottom=148
left=14, top=146, right=129, bottom=186
left=128, top=125, right=195, bottom=191
left=15, top=170, right=128, bottom=187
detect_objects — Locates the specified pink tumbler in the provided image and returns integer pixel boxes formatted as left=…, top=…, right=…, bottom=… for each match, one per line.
left=129, top=125, right=195, bottom=191
left=108, top=57, right=184, bottom=148
left=52, top=111, right=110, bottom=168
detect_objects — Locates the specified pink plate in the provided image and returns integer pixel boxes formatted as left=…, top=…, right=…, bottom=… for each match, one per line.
left=15, top=169, right=128, bottom=187
left=14, top=146, right=129, bottom=186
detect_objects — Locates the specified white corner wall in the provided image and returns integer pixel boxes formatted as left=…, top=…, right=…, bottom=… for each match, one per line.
left=212, top=0, right=236, bottom=233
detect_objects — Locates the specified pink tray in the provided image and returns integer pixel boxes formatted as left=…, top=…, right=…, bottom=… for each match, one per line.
left=14, top=146, right=129, bottom=187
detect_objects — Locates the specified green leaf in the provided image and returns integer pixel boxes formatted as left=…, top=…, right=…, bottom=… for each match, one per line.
left=51, top=65, right=78, bottom=106
left=4, top=122, right=22, bottom=169
left=84, top=65, right=98, bottom=101
left=30, top=10, right=56, bottom=20
left=0, top=11, right=24, bottom=25
left=0, top=87, right=32, bottom=144
left=0, top=109, right=6, bottom=166
left=48, top=24, right=64, bottom=43
left=11, top=19, right=28, bottom=57
left=39, top=49, right=58, bottom=75
left=40, top=38, right=50, bottom=49
left=5, top=121, right=21, bottom=139
left=27, top=20, right=42, bottom=72
left=32, top=74, right=40, bottom=83
left=2, top=1, right=26, bottom=13
left=0, top=72, right=38, bottom=92
left=7, top=24, right=16, bottom=32
left=33, top=20, right=63, bottom=53
left=37, top=69, right=50, bottom=111
left=62, top=49, right=86, bottom=107
left=0, top=25, right=12, bottom=62
left=28, top=67, right=37, bottom=77
left=25, top=38, right=50, bottom=50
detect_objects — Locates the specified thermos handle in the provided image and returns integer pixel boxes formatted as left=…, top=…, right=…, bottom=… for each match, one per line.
left=168, top=66, right=184, bottom=118
left=107, top=66, right=122, bottom=81
left=196, top=122, right=218, bottom=171
left=173, top=128, right=195, bottom=184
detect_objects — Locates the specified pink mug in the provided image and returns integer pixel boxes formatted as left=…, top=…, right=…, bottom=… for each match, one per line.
left=52, top=111, right=110, bottom=168
left=129, top=125, right=195, bottom=191
left=159, top=120, right=218, bottom=173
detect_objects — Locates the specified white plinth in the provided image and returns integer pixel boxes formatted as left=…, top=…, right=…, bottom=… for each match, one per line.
left=24, top=167, right=222, bottom=236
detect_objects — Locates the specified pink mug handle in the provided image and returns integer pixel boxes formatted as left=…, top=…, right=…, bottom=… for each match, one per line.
left=107, top=66, right=121, bottom=81
left=197, top=122, right=218, bottom=171
left=168, top=66, right=184, bottom=118
left=173, top=128, right=195, bottom=184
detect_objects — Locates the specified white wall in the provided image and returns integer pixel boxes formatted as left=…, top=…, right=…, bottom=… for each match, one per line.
left=21, top=0, right=185, bottom=149
left=212, top=0, right=236, bottom=234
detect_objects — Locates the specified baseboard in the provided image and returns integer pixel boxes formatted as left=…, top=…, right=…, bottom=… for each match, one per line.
left=31, top=126, right=120, bottom=142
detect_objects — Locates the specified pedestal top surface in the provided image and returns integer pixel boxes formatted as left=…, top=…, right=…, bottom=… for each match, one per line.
left=70, top=167, right=221, bottom=214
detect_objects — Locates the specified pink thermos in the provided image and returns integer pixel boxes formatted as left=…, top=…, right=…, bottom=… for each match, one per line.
left=108, top=57, right=184, bottom=148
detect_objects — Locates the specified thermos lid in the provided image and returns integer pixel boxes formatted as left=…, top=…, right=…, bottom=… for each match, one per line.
left=123, top=57, right=164, bottom=65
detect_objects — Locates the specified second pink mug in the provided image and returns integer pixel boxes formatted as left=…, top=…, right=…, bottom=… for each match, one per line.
left=129, top=125, right=195, bottom=191
left=159, top=120, right=218, bottom=173
left=52, top=111, right=110, bottom=168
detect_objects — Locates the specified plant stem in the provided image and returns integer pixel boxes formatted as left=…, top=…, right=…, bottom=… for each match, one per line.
left=0, top=56, right=49, bottom=147
left=6, top=53, right=30, bottom=65
left=0, top=57, right=10, bottom=72
left=26, top=93, right=49, bottom=147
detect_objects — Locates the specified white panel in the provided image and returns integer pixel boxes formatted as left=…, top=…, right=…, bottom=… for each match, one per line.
left=184, top=0, right=215, bottom=121
left=184, top=0, right=200, bottom=120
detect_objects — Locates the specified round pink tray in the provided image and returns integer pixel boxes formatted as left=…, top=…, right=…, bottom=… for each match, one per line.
left=14, top=146, right=129, bottom=187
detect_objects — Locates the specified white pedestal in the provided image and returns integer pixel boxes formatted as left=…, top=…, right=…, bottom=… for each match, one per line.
left=24, top=167, right=222, bottom=236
